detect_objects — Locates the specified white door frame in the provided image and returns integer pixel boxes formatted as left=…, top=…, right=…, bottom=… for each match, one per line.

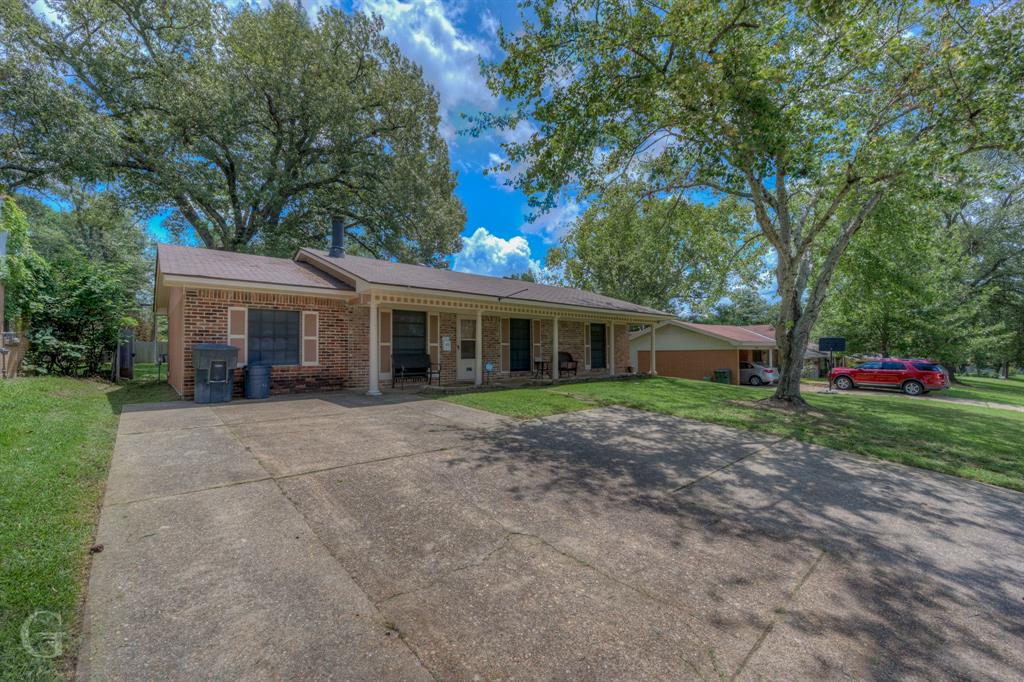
left=457, top=316, right=477, bottom=382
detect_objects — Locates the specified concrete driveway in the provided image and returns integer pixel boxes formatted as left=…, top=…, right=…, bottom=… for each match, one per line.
left=78, top=393, right=1024, bottom=680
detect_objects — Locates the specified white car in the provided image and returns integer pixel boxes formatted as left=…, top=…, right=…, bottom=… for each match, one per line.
left=740, top=361, right=778, bottom=385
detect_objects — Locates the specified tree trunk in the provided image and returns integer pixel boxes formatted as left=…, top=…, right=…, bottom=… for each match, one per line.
left=774, top=333, right=806, bottom=403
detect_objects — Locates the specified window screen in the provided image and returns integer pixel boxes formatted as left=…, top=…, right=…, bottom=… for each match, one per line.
left=590, top=324, right=606, bottom=369
left=509, top=318, right=531, bottom=372
left=393, top=310, right=426, bottom=355
left=248, top=309, right=300, bottom=365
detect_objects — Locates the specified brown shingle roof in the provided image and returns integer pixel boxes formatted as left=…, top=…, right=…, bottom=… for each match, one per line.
left=680, top=322, right=777, bottom=344
left=157, top=244, right=351, bottom=291
left=300, top=249, right=668, bottom=317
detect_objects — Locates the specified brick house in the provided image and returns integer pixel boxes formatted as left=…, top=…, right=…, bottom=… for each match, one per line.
left=154, top=240, right=669, bottom=399
left=628, top=320, right=829, bottom=385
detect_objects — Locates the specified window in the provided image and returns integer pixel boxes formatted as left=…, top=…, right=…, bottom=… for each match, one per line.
left=590, top=323, right=606, bottom=369
left=509, top=318, right=531, bottom=372
left=248, top=309, right=300, bottom=365
left=881, top=362, right=905, bottom=370
left=740, top=362, right=753, bottom=369
left=857, top=361, right=882, bottom=370
left=393, top=310, right=426, bottom=355
left=913, top=362, right=943, bottom=372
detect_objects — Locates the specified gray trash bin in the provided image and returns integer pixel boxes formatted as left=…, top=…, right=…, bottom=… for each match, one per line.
left=245, top=364, right=271, bottom=399
left=193, top=343, right=239, bottom=403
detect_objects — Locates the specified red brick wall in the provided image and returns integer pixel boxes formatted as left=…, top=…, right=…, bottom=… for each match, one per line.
left=482, top=315, right=501, bottom=375
left=637, top=349, right=740, bottom=384
left=612, top=324, right=630, bottom=373
left=438, top=312, right=458, bottom=386
left=176, top=288, right=359, bottom=399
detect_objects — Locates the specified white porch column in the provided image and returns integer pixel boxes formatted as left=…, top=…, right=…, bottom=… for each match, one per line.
left=769, top=348, right=774, bottom=369
left=647, top=321, right=655, bottom=374
left=552, top=315, right=559, bottom=381
left=474, top=308, right=483, bottom=386
left=367, top=298, right=381, bottom=396
left=608, top=322, right=615, bottom=376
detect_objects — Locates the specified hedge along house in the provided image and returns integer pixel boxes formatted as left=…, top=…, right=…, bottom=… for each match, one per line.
left=154, top=232, right=669, bottom=399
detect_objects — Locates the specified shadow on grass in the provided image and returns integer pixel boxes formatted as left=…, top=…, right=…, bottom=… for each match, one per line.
left=104, top=363, right=180, bottom=415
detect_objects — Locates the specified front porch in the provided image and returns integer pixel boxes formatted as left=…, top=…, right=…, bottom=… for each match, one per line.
left=367, top=292, right=641, bottom=396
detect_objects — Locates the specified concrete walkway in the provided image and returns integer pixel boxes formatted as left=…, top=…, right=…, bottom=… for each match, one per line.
left=78, top=393, right=1024, bottom=680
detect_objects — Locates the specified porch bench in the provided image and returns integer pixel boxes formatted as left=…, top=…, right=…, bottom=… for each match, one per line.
left=558, top=351, right=578, bottom=378
left=392, top=352, right=441, bottom=388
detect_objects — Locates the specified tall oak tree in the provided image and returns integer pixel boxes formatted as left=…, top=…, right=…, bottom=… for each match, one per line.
left=485, top=0, right=1023, bottom=404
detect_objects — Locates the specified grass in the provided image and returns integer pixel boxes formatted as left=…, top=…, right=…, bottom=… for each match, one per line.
left=444, top=376, right=1024, bottom=492
left=445, top=387, right=594, bottom=419
left=944, top=374, right=1024, bottom=408
left=0, top=364, right=176, bottom=680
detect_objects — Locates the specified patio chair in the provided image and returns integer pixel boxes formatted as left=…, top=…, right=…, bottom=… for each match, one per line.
left=392, top=352, right=441, bottom=388
left=558, top=351, right=578, bottom=378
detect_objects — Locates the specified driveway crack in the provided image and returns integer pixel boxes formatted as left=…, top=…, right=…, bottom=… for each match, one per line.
left=729, top=546, right=828, bottom=680
left=670, top=439, right=785, bottom=494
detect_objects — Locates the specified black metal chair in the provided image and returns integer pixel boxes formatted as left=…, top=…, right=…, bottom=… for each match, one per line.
left=558, top=351, right=578, bottom=378
left=392, top=352, right=441, bottom=388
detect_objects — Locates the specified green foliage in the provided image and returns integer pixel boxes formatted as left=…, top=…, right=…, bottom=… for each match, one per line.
left=26, top=255, right=138, bottom=376
left=700, top=287, right=777, bottom=326
left=484, top=0, right=1024, bottom=400
left=0, top=194, right=48, bottom=327
left=816, top=163, right=1022, bottom=369
left=1, top=1, right=464, bottom=262
left=18, top=188, right=151, bottom=298
left=504, top=271, right=537, bottom=282
left=548, top=184, right=765, bottom=313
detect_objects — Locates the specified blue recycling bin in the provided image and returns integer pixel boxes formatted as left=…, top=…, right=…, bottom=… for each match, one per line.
left=244, top=364, right=271, bottom=399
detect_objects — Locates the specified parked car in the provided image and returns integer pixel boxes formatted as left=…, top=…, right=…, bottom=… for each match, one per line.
left=829, top=359, right=949, bottom=396
left=739, top=361, right=778, bottom=385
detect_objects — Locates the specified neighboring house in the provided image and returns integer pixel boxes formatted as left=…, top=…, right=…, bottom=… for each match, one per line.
left=629, top=320, right=828, bottom=385
left=153, top=237, right=669, bottom=399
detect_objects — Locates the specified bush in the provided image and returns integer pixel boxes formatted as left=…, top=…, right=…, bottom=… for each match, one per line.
left=25, top=257, right=137, bottom=376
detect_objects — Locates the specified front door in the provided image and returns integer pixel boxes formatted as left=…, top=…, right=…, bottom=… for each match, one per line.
left=457, top=317, right=477, bottom=382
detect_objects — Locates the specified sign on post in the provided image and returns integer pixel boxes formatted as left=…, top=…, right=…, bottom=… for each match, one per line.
left=818, top=337, right=846, bottom=352
left=818, top=337, right=846, bottom=392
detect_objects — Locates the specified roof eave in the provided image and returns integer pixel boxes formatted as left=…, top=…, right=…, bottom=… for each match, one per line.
left=298, top=248, right=670, bottom=320
left=158, top=273, right=358, bottom=299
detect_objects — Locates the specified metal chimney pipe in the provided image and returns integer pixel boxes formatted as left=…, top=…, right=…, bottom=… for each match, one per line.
left=329, top=217, right=345, bottom=258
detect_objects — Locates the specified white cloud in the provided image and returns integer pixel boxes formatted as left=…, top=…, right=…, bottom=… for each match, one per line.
left=479, top=9, right=499, bottom=38
left=520, top=199, right=582, bottom=244
left=356, top=0, right=497, bottom=140
left=452, top=227, right=542, bottom=277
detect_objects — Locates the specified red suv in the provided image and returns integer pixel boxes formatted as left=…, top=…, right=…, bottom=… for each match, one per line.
left=829, top=359, right=949, bottom=396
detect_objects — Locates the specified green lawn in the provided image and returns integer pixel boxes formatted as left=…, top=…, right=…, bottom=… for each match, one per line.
left=944, top=375, right=1024, bottom=408
left=445, top=377, right=1024, bottom=491
left=0, top=365, right=176, bottom=680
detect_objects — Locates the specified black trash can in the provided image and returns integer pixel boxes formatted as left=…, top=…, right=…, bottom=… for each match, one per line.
left=193, top=343, right=239, bottom=403
left=245, top=364, right=271, bottom=399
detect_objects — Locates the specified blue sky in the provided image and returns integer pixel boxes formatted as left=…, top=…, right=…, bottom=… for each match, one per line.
left=341, top=0, right=561, bottom=277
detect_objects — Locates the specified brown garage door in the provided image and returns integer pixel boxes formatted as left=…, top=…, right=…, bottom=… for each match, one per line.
left=637, top=349, right=740, bottom=385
